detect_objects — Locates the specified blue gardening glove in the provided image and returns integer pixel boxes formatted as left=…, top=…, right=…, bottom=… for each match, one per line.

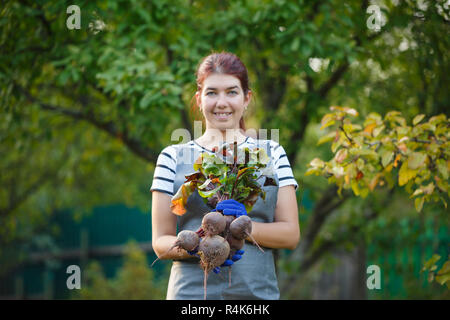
left=212, top=250, right=245, bottom=274
left=187, top=248, right=199, bottom=258
left=187, top=239, right=200, bottom=258
left=231, top=249, right=245, bottom=261
left=212, top=199, right=247, bottom=217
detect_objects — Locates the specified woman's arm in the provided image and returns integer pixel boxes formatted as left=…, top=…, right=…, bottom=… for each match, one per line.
left=151, top=191, right=192, bottom=260
left=247, top=185, right=300, bottom=250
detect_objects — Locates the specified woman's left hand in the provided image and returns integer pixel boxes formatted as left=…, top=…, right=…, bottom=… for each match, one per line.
left=213, top=250, right=245, bottom=274
left=213, top=199, right=247, bottom=217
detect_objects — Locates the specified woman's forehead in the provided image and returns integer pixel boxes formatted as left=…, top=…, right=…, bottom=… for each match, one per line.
left=203, top=73, right=241, bottom=90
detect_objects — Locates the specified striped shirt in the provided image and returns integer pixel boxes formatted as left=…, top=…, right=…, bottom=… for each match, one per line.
left=150, top=136, right=298, bottom=196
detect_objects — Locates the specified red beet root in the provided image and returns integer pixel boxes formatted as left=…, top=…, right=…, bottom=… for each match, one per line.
left=225, top=233, right=245, bottom=288
left=202, top=211, right=226, bottom=237
left=229, top=215, right=264, bottom=253
left=226, top=233, right=244, bottom=251
left=198, top=235, right=230, bottom=299
left=151, top=230, right=200, bottom=267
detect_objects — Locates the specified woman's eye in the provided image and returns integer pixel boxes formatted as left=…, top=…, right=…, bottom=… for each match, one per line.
left=228, top=91, right=238, bottom=95
left=206, top=92, right=216, bottom=96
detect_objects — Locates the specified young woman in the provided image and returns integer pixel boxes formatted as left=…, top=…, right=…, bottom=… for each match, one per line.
left=150, top=51, right=300, bottom=299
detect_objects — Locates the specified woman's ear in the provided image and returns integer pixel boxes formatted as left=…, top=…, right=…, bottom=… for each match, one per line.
left=244, top=90, right=252, bottom=107
left=195, top=91, right=202, bottom=110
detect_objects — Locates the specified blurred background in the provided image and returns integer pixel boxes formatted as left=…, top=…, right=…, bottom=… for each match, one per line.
left=0, top=0, right=448, bottom=299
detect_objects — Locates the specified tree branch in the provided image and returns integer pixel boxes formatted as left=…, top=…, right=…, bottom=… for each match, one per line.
left=15, top=83, right=159, bottom=163
left=281, top=186, right=395, bottom=298
left=283, top=208, right=380, bottom=298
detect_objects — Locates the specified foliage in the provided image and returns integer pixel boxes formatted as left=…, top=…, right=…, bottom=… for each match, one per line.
left=171, top=142, right=276, bottom=215
left=72, top=241, right=167, bottom=299
left=307, top=107, right=449, bottom=212
left=421, top=254, right=450, bottom=289
left=0, top=0, right=449, bottom=298
left=305, top=107, right=449, bottom=289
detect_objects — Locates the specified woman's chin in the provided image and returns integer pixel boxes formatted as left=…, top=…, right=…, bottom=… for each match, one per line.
left=207, top=119, right=237, bottom=130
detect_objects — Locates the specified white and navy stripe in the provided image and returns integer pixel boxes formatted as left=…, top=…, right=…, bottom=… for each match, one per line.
left=150, top=137, right=298, bottom=195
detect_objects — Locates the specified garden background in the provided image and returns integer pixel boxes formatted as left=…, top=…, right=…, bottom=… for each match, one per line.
left=0, top=0, right=448, bottom=299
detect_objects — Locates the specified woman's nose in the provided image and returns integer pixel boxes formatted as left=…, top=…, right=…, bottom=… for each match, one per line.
left=216, top=93, right=228, bottom=107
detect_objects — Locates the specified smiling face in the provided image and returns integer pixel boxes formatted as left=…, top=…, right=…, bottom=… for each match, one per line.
left=196, top=73, right=251, bottom=131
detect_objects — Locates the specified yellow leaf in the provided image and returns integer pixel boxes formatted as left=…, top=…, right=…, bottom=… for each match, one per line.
left=309, top=158, right=325, bottom=168
left=399, top=161, right=418, bottom=186
left=360, top=188, right=369, bottom=198
left=408, top=152, right=427, bottom=170
left=381, top=150, right=394, bottom=168
left=330, top=106, right=358, bottom=116
left=436, top=159, right=448, bottom=180
left=317, top=131, right=337, bottom=145
left=351, top=180, right=360, bottom=196
left=170, top=197, right=186, bottom=216
left=345, top=108, right=359, bottom=116
left=413, top=114, right=425, bottom=125
left=373, top=125, right=385, bottom=137
left=320, top=114, right=336, bottom=130
left=397, top=143, right=408, bottom=153
left=369, top=174, right=381, bottom=191
left=415, top=197, right=424, bottom=212
left=410, top=188, right=423, bottom=198
left=364, top=123, right=377, bottom=135
left=335, top=148, right=348, bottom=163
left=305, top=167, right=322, bottom=176
left=170, top=183, right=193, bottom=216
left=422, top=182, right=434, bottom=195
left=332, top=166, right=345, bottom=178
left=434, top=176, right=447, bottom=193
left=345, top=174, right=350, bottom=185
left=393, top=154, right=401, bottom=168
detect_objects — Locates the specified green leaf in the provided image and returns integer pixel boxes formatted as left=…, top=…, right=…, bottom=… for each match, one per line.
left=413, top=114, right=425, bottom=125
left=309, top=158, right=325, bottom=168
left=407, top=152, right=427, bottom=170
left=415, top=196, right=424, bottom=212
left=351, top=180, right=360, bottom=196
left=436, top=159, right=448, bottom=180
left=422, top=254, right=441, bottom=272
left=198, top=185, right=224, bottom=198
left=399, top=161, right=418, bottom=186
left=320, top=113, right=336, bottom=130
left=381, top=150, right=394, bottom=167
left=410, top=188, right=423, bottom=198
left=290, top=37, right=300, bottom=51
left=435, top=273, right=450, bottom=286
left=317, top=131, right=337, bottom=145
left=373, top=125, right=385, bottom=137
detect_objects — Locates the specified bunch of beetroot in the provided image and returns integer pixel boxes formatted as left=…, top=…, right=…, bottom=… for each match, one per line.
left=153, top=141, right=276, bottom=299
left=152, top=208, right=263, bottom=300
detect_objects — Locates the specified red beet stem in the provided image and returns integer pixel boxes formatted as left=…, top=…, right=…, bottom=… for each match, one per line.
left=203, top=269, right=208, bottom=300
left=150, top=242, right=178, bottom=267
left=196, top=227, right=205, bottom=238
left=247, top=233, right=264, bottom=253
left=228, top=266, right=232, bottom=288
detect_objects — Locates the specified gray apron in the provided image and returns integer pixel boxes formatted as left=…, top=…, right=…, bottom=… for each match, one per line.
left=166, top=140, right=280, bottom=300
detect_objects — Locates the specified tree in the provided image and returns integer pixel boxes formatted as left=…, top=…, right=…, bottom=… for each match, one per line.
left=301, top=107, right=449, bottom=288
left=1, top=0, right=448, bottom=297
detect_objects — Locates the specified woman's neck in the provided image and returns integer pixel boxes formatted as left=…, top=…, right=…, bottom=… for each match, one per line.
left=195, top=128, right=247, bottom=149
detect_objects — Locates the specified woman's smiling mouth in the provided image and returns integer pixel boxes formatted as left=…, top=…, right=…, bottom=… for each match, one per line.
left=213, top=112, right=233, bottom=120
